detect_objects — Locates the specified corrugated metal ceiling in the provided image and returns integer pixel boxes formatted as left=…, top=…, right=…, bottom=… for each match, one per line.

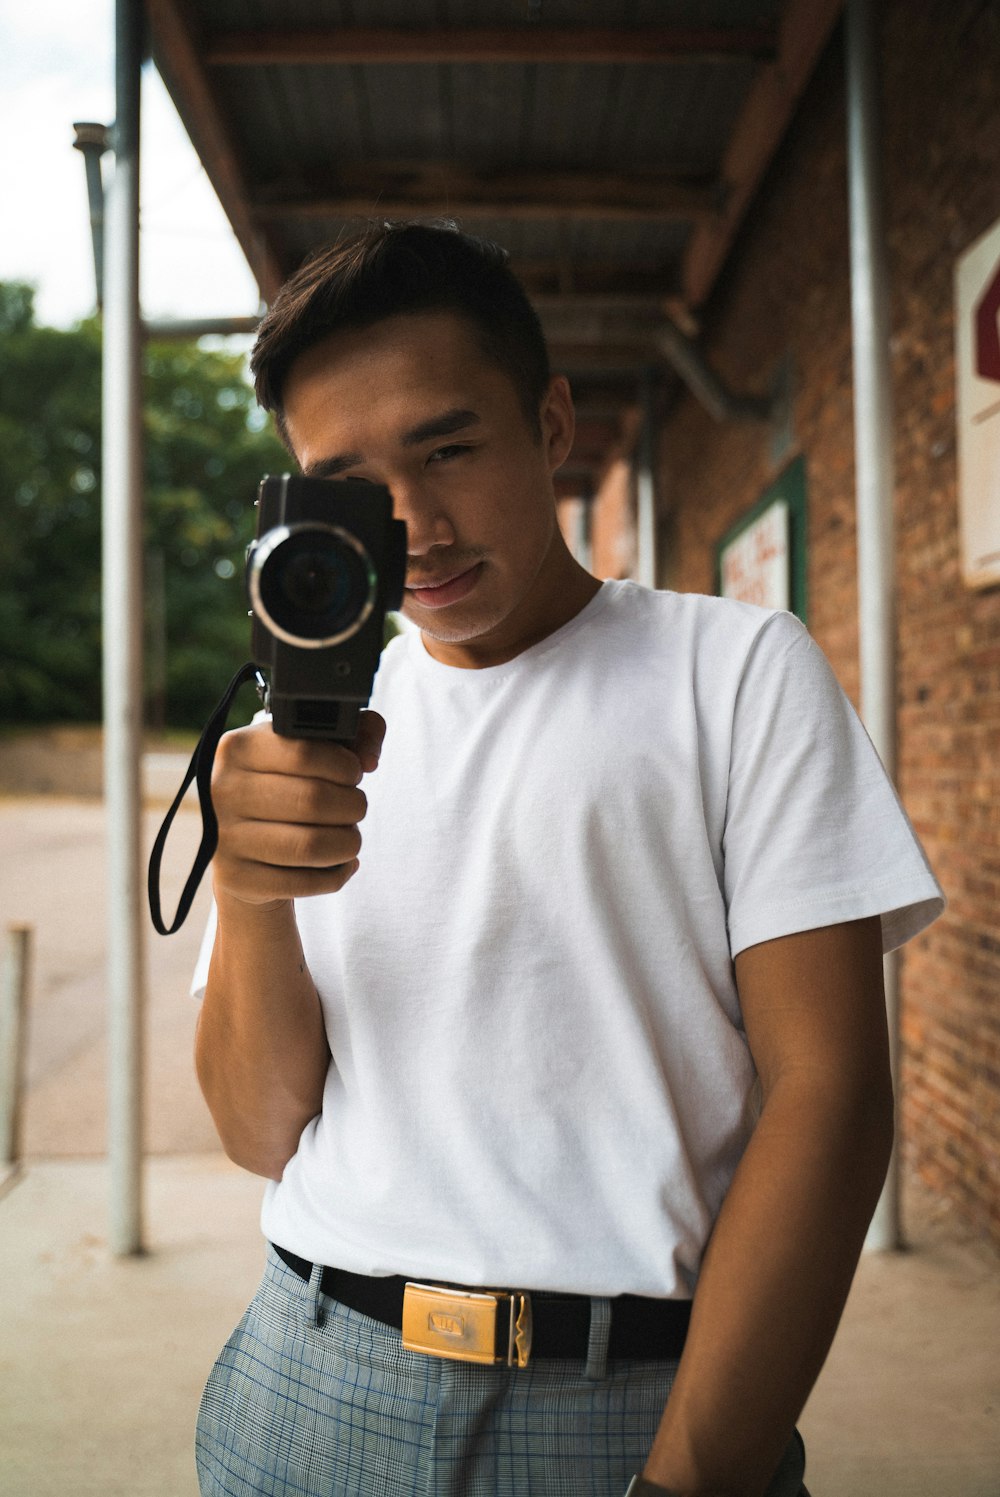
left=145, top=0, right=844, bottom=485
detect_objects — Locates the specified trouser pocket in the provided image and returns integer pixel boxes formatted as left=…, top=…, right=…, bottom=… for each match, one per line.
left=764, top=1428, right=808, bottom=1496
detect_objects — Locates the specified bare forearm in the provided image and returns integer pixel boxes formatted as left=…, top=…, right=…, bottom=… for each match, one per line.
left=644, top=1076, right=893, bottom=1496
left=196, top=892, right=330, bottom=1180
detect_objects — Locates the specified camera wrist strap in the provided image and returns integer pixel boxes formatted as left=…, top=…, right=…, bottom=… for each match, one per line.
left=147, top=661, right=265, bottom=936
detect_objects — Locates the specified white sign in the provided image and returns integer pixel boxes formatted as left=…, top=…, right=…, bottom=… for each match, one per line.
left=956, top=218, right=1000, bottom=590
left=719, top=498, right=790, bottom=610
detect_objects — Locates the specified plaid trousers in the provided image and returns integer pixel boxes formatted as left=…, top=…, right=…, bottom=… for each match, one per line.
left=195, top=1245, right=808, bottom=1497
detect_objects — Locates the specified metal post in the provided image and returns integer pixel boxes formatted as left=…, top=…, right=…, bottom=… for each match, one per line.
left=1, top=925, right=33, bottom=1169
left=72, top=123, right=111, bottom=310
left=846, top=0, right=900, bottom=1251
left=143, top=316, right=261, bottom=339
left=103, top=0, right=145, bottom=1256
left=635, top=373, right=658, bottom=589
left=145, top=546, right=167, bottom=736
left=655, top=318, right=773, bottom=424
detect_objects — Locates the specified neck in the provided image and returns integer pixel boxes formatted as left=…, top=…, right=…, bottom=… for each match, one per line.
left=421, top=540, right=601, bottom=669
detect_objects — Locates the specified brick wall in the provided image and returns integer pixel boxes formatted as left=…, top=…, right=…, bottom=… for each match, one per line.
left=589, top=1, right=1000, bottom=1246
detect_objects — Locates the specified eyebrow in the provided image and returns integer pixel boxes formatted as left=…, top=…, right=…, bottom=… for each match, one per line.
left=303, top=407, right=481, bottom=480
left=401, top=407, right=481, bottom=447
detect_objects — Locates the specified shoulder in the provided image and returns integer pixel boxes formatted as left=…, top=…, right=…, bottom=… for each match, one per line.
left=599, top=577, right=783, bottom=630
left=597, top=579, right=798, bottom=673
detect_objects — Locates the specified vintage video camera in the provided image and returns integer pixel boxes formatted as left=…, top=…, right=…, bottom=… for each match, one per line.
left=246, top=474, right=407, bottom=742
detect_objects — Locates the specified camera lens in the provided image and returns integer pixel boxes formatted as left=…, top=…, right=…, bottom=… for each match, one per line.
left=273, top=538, right=354, bottom=617
left=249, top=523, right=377, bottom=648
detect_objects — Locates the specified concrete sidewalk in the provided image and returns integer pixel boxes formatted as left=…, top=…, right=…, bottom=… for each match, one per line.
left=1, top=794, right=217, bottom=1159
left=1, top=794, right=998, bottom=1494
left=0, top=1157, right=262, bottom=1497
left=1, top=1156, right=998, bottom=1496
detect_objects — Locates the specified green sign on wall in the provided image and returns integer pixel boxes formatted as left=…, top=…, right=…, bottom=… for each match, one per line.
left=715, top=456, right=808, bottom=623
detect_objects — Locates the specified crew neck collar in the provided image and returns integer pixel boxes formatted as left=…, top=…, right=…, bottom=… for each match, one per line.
left=405, top=578, right=617, bottom=679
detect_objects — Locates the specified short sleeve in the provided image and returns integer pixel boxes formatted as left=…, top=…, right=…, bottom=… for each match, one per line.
left=723, top=612, right=944, bottom=958
left=190, top=900, right=217, bottom=1001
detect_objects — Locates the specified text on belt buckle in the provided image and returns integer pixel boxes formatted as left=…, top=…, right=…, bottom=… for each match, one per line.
left=401, top=1282, right=533, bottom=1368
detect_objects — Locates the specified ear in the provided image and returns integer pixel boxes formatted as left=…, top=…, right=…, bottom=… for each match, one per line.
left=539, top=375, right=576, bottom=474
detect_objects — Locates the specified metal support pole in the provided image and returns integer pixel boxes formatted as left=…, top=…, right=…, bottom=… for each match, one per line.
left=655, top=318, right=773, bottom=424
left=103, top=0, right=145, bottom=1256
left=635, top=373, right=658, bottom=589
left=846, top=0, right=900, bottom=1251
left=1, top=925, right=33, bottom=1169
left=142, top=316, right=261, bottom=340
left=72, top=123, right=111, bottom=310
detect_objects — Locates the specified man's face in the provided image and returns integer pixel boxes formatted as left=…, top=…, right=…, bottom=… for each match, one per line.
left=281, top=311, right=577, bottom=667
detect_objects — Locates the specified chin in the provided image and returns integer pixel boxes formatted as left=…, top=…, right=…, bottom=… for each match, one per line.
left=408, top=610, right=502, bottom=644
left=401, top=587, right=506, bottom=645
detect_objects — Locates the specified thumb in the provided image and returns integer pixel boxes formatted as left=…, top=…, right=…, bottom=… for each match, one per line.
left=354, top=710, right=387, bottom=774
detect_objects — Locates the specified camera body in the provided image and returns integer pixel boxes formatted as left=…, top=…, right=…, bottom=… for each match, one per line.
left=247, top=474, right=407, bottom=742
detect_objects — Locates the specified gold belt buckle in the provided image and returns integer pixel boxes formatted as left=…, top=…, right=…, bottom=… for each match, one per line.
left=401, top=1282, right=533, bottom=1368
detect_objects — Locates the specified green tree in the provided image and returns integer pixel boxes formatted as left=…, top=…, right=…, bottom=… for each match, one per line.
left=0, top=283, right=288, bottom=729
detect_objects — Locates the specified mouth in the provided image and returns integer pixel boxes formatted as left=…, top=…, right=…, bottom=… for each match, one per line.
left=405, top=561, right=483, bottom=610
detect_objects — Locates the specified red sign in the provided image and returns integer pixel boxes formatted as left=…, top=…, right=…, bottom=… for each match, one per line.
left=957, top=221, right=1000, bottom=589
left=974, top=253, right=1000, bottom=383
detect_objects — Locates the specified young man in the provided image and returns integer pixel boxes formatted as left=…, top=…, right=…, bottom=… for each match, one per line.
left=192, top=221, right=943, bottom=1497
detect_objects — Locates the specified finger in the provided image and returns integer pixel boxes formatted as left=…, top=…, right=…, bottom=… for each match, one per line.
left=353, top=711, right=387, bottom=775
left=217, top=721, right=364, bottom=786
left=213, top=857, right=360, bottom=906
left=214, top=767, right=368, bottom=829
left=221, top=817, right=363, bottom=870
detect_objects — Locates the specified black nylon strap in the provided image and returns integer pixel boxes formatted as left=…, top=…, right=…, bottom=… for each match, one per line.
left=147, top=661, right=263, bottom=936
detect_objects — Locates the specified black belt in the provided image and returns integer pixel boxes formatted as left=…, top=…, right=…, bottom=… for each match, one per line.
left=272, top=1243, right=691, bottom=1361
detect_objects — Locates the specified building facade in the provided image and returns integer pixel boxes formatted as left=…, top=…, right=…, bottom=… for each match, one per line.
left=581, top=0, right=1000, bottom=1248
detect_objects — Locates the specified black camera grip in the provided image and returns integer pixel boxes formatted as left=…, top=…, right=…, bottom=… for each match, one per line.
left=147, top=661, right=263, bottom=935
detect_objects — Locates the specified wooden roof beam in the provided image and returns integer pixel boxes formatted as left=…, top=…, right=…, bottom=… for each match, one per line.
left=567, top=398, right=635, bottom=422
left=144, top=0, right=284, bottom=302
left=682, top=0, right=845, bottom=308
left=256, top=198, right=706, bottom=226
left=205, top=25, right=778, bottom=67
left=252, top=164, right=716, bottom=225
left=539, top=303, right=671, bottom=345
left=515, top=263, right=680, bottom=299
left=547, top=341, right=659, bottom=371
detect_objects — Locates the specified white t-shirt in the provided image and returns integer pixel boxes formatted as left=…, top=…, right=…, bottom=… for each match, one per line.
left=194, top=580, right=943, bottom=1298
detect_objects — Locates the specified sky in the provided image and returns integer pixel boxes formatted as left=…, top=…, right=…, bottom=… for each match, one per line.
left=2, top=0, right=260, bottom=330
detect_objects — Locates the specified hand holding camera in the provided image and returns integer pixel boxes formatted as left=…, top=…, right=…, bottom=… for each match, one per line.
left=210, top=474, right=404, bottom=907
left=208, top=712, right=386, bottom=909
left=148, top=474, right=405, bottom=933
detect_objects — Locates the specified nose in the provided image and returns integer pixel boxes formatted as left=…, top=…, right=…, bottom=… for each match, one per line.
left=389, top=477, right=456, bottom=557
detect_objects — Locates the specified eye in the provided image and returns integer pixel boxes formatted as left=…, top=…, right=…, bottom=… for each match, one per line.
left=428, top=443, right=472, bottom=464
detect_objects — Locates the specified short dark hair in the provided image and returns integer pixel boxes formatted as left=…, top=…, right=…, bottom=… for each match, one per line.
left=250, top=220, right=551, bottom=445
